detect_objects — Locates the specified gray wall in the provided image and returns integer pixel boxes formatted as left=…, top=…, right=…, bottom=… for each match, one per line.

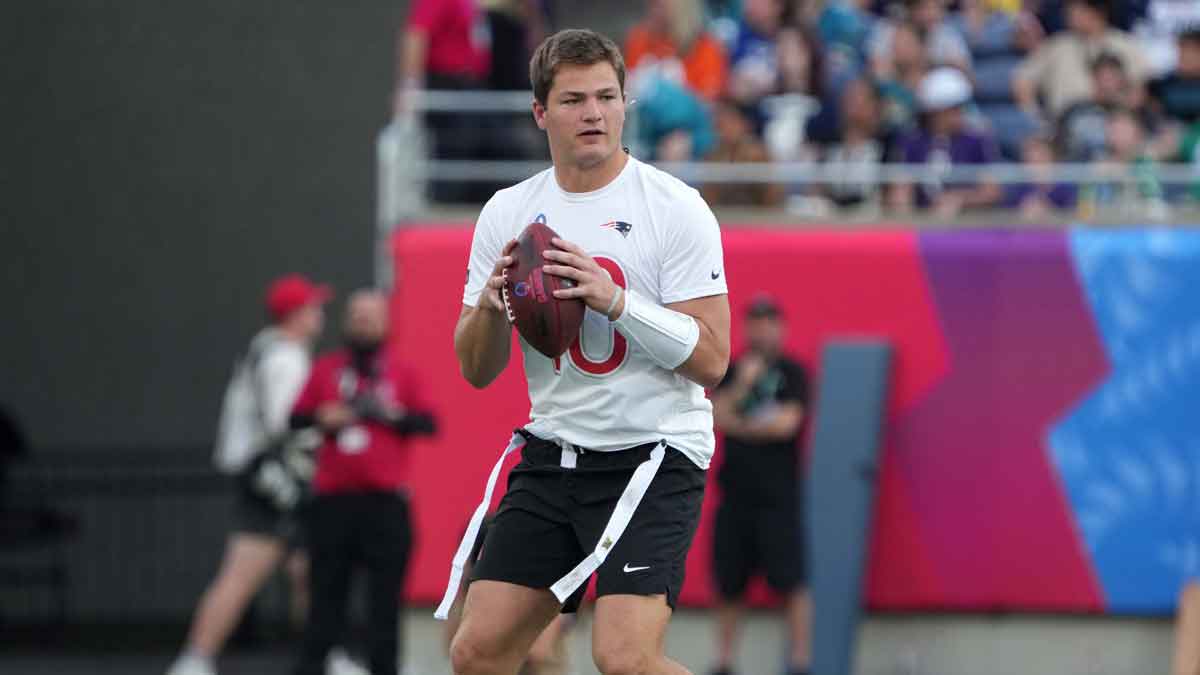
left=2, top=1, right=403, bottom=448
left=0, top=0, right=652, bottom=450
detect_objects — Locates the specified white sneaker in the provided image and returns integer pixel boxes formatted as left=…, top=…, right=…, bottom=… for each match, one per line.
left=327, top=648, right=370, bottom=675
left=166, top=654, right=216, bottom=675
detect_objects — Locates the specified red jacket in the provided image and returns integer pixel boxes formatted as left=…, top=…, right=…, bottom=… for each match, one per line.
left=293, top=347, right=434, bottom=495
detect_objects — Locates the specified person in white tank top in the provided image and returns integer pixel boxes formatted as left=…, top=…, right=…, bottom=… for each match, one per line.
left=444, top=28, right=730, bottom=675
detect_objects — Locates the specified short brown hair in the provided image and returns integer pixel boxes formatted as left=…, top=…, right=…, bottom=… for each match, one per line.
left=529, top=29, right=625, bottom=106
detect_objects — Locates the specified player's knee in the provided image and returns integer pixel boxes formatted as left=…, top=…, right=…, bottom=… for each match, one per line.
left=525, top=641, right=564, bottom=672
left=450, top=632, right=498, bottom=675
left=592, top=643, right=652, bottom=675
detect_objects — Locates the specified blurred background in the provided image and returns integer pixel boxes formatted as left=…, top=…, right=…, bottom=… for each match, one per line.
left=4, top=0, right=1200, bottom=673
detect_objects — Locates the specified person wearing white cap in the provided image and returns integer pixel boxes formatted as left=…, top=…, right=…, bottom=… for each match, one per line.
left=886, top=66, right=1003, bottom=218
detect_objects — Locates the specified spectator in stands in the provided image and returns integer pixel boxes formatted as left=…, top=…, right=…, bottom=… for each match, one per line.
left=1175, top=118, right=1200, bottom=202
left=1013, top=0, right=1148, bottom=123
left=483, top=0, right=549, bottom=91
left=1005, top=132, right=1077, bottom=219
left=1149, top=29, right=1200, bottom=125
left=869, top=0, right=973, bottom=82
left=479, top=0, right=552, bottom=166
left=949, top=0, right=1043, bottom=60
left=1058, top=52, right=1159, bottom=161
left=720, top=0, right=821, bottom=161
left=816, top=0, right=877, bottom=94
left=877, top=21, right=928, bottom=136
left=394, top=0, right=493, bottom=202
left=291, top=290, right=437, bottom=675
left=625, top=0, right=728, bottom=100
left=726, top=0, right=815, bottom=109
left=629, top=74, right=718, bottom=160
left=888, top=67, right=1003, bottom=217
left=710, top=295, right=811, bottom=675
left=819, top=76, right=887, bottom=210
left=1082, top=107, right=1170, bottom=218
left=948, top=0, right=1044, bottom=144
left=394, top=0, right=490, bottom=112
left=624, top=0, right=724, bottom=160
left=702, top=98, right=786, bottom=206
left=168, top=276, right=354, bottom=675
left=1127, top=0, right=1200, bottom=76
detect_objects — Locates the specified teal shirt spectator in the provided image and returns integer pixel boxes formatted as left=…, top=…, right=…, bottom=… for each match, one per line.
left=878, top=79, right=920, bottom=135
left=634, top=75, right=717, bottom=160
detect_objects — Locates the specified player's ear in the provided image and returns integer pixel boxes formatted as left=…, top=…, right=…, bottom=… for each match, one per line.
left=532, top=99, right=547, bottom=130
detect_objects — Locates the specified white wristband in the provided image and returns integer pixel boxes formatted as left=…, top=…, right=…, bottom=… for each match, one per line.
left=605, top=286, right=624, bottom=318
left=613, top=289, right=700, bottom=370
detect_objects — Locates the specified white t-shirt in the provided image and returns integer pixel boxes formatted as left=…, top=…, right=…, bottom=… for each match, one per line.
left=463, top=156, right=728, bottom=468
left=213, top=328, right=311, bottom=473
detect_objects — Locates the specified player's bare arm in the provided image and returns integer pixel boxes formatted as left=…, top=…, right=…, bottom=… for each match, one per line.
left=544, top=236, right=730, bottom=388
left=454, top=239, right=518, bottom=389
left=666, top=293, right=731, bottom=389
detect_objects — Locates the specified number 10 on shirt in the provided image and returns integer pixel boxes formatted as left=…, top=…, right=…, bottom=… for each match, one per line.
left=554, top=256, right=627, bottom=377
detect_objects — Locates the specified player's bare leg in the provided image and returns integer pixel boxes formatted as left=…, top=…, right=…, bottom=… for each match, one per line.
left=186, top=532, right=286, bottom=655
left=592, top=594, right=690, bottom=675
left=786, top=589, right=812, bottom=672
left=285, top=550, right=310, bottom=631
left=713, top=599, right=742, bottom=672
left=1172, top=581, right=1200, bottom=675
left=450, top=580, right=562, bottom=675
left=522, top=615, right=571, bottom=675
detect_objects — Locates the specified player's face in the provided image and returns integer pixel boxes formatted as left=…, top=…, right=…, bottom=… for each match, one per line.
left=534, top=61, right=626, bottom=170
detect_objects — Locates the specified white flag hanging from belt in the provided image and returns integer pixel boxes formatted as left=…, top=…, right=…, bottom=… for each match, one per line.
left=435, top=434, right=667, bottom=619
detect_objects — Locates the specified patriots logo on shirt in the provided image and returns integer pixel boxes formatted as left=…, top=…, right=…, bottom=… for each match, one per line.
left=601, top=221, right=633, bottom=238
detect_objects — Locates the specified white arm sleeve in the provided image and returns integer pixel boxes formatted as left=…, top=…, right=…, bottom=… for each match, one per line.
left=613, top=289, right=700, bottom=370
left=658, top=189, right=728, bottom=304
left=257, top=348, right=309, bottom=435
left=463, top=195, right=506, bottom=308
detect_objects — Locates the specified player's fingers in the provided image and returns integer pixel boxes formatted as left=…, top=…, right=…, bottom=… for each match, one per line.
left=552, top=287, right=583, bottom=299
left=542, top=249, right=591, bottom=270
left=550, top=237, right=587, bottom=256
left=542, top=264, right=583, bottom=280
left=491, top=287, right=507, bottom=313
left=491, top=255, right=514, bottom=274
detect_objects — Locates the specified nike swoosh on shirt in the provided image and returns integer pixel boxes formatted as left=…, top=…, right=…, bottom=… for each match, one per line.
left=623, top=563, right=651, bottom=573
left=711, top=270, right=721, bottom=280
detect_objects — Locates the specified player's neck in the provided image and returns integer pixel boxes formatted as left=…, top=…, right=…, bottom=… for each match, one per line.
left=553, top=150, right=628, bottom=194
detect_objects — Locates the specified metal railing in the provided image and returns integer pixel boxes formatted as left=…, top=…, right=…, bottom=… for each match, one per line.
left=374, top=88, right=1200, bottom=283
left=412, top=158, right=1200, bottom=185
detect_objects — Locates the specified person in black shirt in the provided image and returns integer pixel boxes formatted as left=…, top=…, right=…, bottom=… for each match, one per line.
left=709, top=294, right=810, bottom=675
left=1149, top=30, right=1200, bottom=125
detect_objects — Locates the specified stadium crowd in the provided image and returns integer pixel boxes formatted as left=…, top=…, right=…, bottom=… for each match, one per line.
left=397, top=0, right=1200, bottom=219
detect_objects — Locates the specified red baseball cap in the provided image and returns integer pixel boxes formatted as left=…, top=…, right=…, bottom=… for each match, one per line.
left=265, top=274, right=332, bottom=321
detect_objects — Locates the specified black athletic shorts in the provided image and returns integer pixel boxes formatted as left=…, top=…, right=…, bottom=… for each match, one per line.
left=712, top=495, right=805, bottom=598
left=232, top=478, right=307, bottom=547
left=471, top=431, right=706, bottom=613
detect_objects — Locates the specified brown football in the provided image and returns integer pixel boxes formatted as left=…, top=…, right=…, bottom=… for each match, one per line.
left=503, top=221, right=586, bottom=358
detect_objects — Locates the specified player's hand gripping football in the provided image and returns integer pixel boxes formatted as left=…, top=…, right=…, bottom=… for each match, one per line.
left=542, top=237, right=623, bottom=320
left=480, top=239, right=519, bottom=319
